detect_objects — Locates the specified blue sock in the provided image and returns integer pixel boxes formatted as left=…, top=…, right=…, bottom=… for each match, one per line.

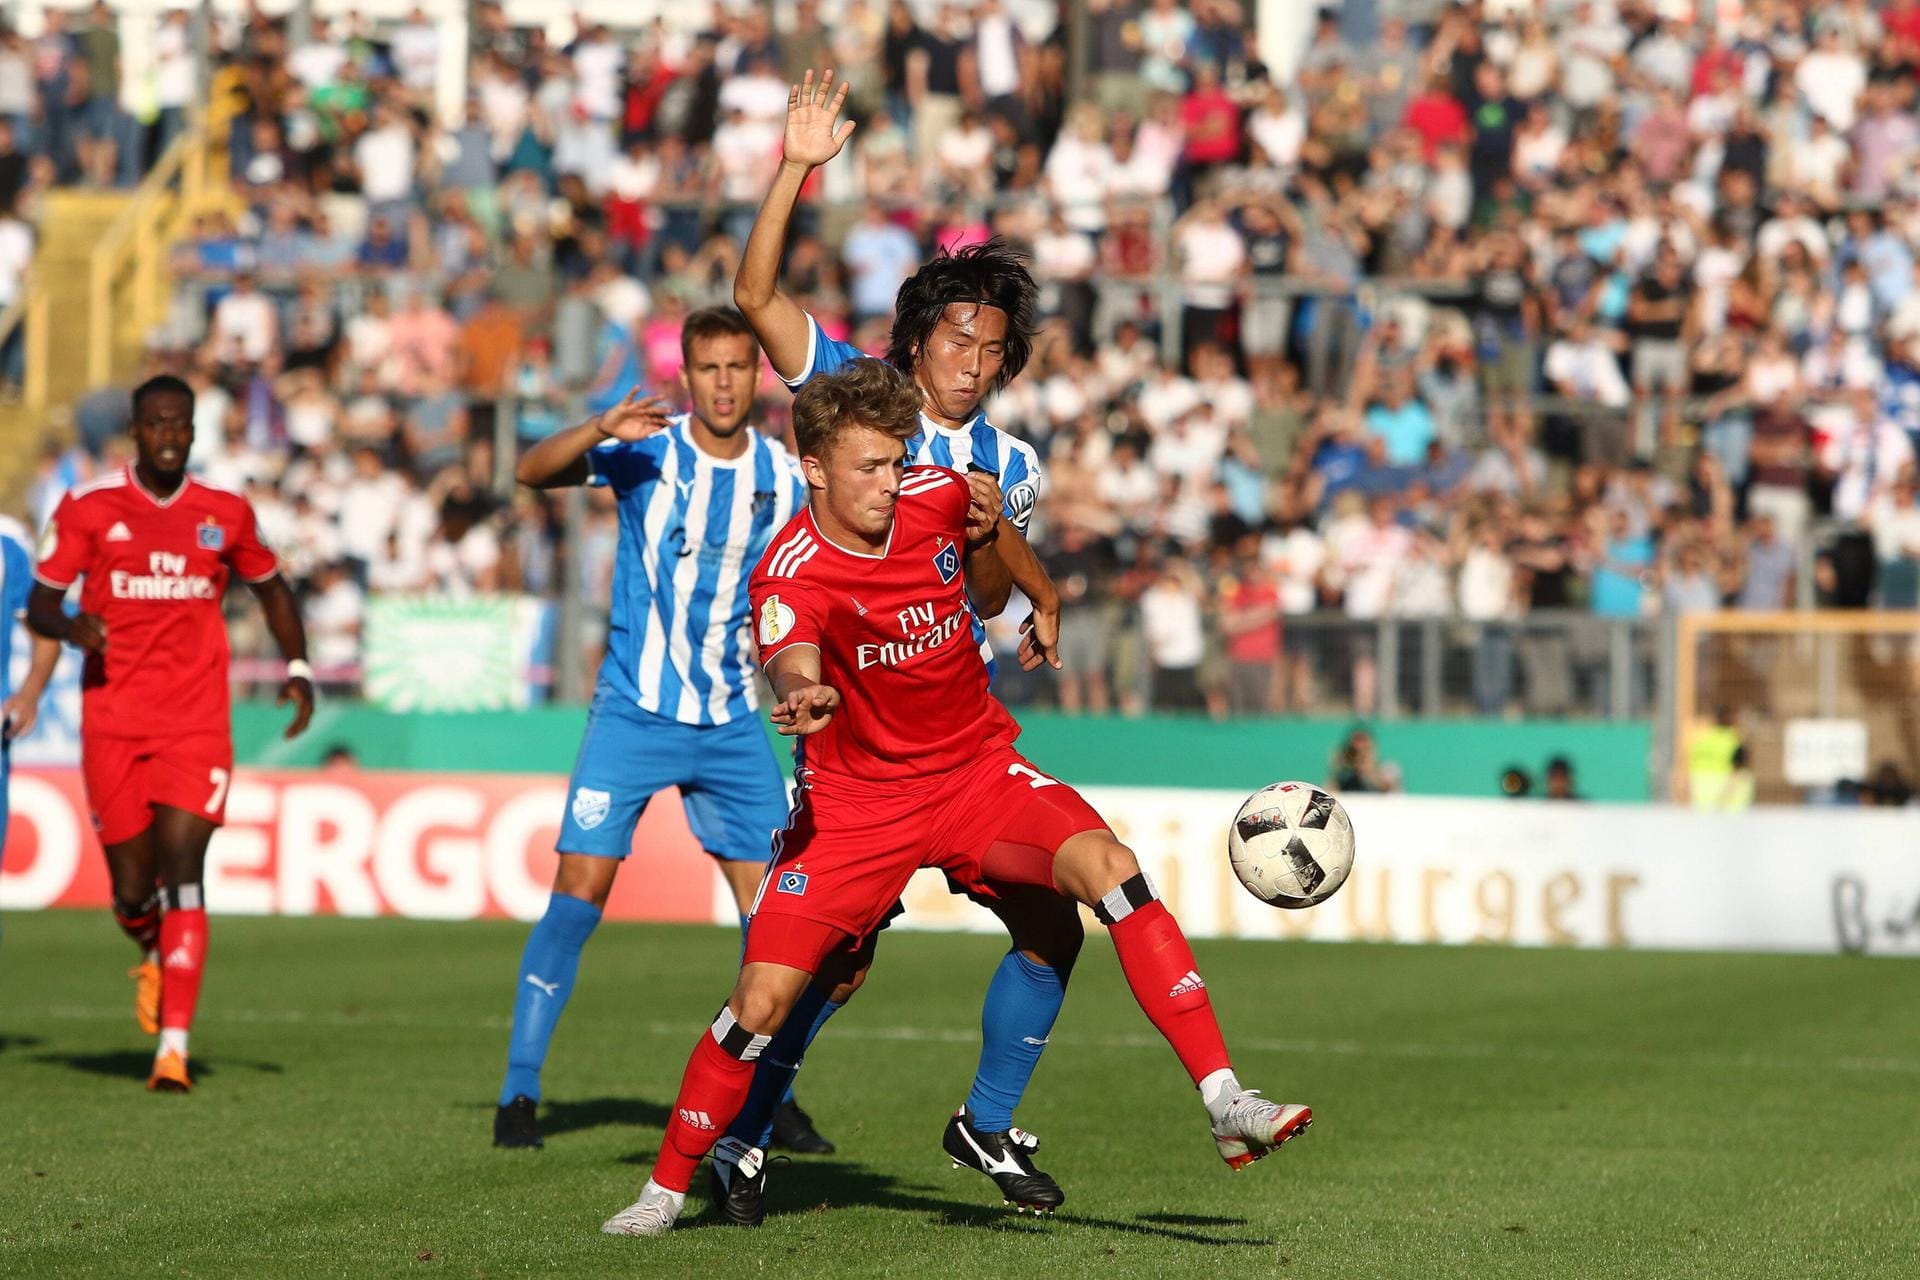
left=728, top=984, right=843, bottom=1148
left=965, top=951, right=1065, bottom=1132
left=499, top=892, right=602, bottom=1106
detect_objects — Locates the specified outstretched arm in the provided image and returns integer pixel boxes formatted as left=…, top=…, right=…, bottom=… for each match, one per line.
left=515, top=390, right=673, bottom=489
left=245, top=573, right=315, bottom=739
left=734, top=68, right=857, bottom=382
left=969, top=503, right=1061, bottom=673
left=2, top=632, right=61, bottom=741
left=765, top=643, right=839, bottom=737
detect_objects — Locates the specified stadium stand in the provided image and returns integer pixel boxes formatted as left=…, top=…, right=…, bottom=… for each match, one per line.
left=4, top=0, right=1920, bottom=730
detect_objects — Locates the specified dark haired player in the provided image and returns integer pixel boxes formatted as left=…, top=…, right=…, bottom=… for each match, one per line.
left=724, top=67, right=1074, bottom=1217
left=602, top=360, right=1311, bottom=1238
left=27, top=374, right=313, bottom=1091
left=490, top=309, right=811, bottom=1149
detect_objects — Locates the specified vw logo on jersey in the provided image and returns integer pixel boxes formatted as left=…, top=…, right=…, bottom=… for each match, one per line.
left=1005, top=479, right=1037, bottom=529
left=932, top=540, right=960, bottom=585
left=776, top=871, right=809, bottom=896
left=571, top=787, right=611, bottom=831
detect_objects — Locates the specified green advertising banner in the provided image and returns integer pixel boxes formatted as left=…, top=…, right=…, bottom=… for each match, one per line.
left=361, top=595, right=547, bottom=712
left=234, top=702, right=1653, bottom=801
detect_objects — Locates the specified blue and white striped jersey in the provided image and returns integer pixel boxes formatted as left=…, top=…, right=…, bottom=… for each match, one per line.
left=783, top=313, right=1045, bottom=666
left=587, top=415, right=807, bottom=725
left=783, top=312, right=1044, bottom=534
left=1, top=517, right=33, bottom=766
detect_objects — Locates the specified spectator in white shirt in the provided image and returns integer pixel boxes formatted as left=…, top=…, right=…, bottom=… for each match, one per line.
left=208, top=273, right=278, bottom=369
left=306, top=561, right=367, bottom=690
left=1139, top=557, right=1209, bottom=712
left=289, top=15, right=348, bottom=90
left=354, top=102, right=417, bottom=215
left=935, top=110, right=995, bottom=200
left=570, top=23, right=625, bottom=121
left=1795, top=26, right=1867, bottom=132
left=1175, top=198, right=1247, bottom=363
left=390, top=8, right=441, bottom=97
left=1045, top=105, right=1115, bottom=233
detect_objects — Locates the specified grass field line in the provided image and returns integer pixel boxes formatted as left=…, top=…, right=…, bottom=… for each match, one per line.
left=30, top=1003, right=1920, bottom=1077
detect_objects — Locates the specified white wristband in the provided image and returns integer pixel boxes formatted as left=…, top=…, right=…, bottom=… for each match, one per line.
left=286, top=659, right=315, bottom=682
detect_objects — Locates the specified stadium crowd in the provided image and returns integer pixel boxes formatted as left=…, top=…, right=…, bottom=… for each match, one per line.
left=10, top=0, right=1920, bottom=718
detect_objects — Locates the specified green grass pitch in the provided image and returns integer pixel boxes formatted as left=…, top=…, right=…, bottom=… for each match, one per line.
left=2, top=911, right=1915, bottom=1278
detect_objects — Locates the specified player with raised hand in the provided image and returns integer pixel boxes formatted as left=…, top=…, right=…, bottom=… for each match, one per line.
left=26, top=375, right=313, bottom=1091
left=602, top=360, right=1311, bottom=1238
left=724, top=66, right=1073, bottom=1218
left=490, top=309, right=814, bottom=1150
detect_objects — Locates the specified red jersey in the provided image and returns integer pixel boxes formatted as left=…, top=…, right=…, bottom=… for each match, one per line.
left=750, top=466, right=1019, bottom=784
left=35, top=467, right=279, bottom=739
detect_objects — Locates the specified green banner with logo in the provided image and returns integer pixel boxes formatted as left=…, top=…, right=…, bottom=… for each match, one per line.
left=361, top=595, right=545, bottom=712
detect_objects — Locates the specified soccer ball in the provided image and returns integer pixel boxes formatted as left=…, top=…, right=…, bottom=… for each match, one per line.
left=1227, top=782, right=1355, bottom=909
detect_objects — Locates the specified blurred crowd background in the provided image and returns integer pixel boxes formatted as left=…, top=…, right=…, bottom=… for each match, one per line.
left=6, top=0, right=1920, bottom=733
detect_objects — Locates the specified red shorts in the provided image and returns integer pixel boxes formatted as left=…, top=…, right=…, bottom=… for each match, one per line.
left=744, top=746, right=1108, bottom=973
left=81, top=732, right=234, bottom=846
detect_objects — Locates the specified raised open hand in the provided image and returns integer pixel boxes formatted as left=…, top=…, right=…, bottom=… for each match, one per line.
left=784, top=68, right=856, bottom=167
left=595, top=389, right=674, bottom=443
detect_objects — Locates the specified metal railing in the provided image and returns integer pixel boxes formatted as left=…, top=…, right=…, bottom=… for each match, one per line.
left=88, top=117, right=222, bottom=388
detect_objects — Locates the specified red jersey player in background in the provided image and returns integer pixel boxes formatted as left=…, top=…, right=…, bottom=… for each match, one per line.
left=27, top=374, right=314, bottom=1092
left=602, top=359, right=1311, bottom=1237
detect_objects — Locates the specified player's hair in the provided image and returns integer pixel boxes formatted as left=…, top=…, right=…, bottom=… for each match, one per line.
left=885, top=237, right=1036, bottom=393
left=792, top=358, right=922, bottom=460
left=131, top=374, right=195, bottom=419
left=679, top=306, right=760, bottom=366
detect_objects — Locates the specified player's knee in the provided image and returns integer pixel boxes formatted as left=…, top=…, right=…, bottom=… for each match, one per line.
left=818, top=934, right=875, bottom=1004
left=552, top=855, right=616, bottom=910
left=109, top=865, right=153, bottom=902
left=1012, top=898, right=1084, bottom=973
left=827, top=961, right=870, bottom=1005
left=1058, top=835, right=1142, bottom=905
left=729, top=975, right=801, bottom=1037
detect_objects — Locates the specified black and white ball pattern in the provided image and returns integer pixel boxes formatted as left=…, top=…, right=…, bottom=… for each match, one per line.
left=1227, top=782, right=1356, bottom=909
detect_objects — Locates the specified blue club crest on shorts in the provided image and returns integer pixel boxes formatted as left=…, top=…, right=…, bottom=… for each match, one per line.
left=571, top=787, right=610, bottom=830
left=932, top=541, right=960, bottom=584
left=776, top=871, right=809, bottom=896
left=197, top=519, right=225, bottom=550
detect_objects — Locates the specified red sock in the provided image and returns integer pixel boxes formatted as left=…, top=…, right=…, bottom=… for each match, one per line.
left=652, top=1012, right=766, bottom=1193
left=114, top=895, right=161, bottom=954
left=158, top=907, right=207, bottom=1036
left=1101, top=888, right=1230, bottom=1086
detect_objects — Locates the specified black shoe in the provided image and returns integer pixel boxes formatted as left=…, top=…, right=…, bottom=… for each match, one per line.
left=708, top=1137, right=775, bottom=1226
left=942, top=1105, right=1064, bottom=1212
left=770, top=1098, right=835, bottom=1154
left=493, top=1095, right=543, bottom=1149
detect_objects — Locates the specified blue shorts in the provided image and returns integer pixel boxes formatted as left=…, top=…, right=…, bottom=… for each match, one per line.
left=557, top=686, right=789, bottom=863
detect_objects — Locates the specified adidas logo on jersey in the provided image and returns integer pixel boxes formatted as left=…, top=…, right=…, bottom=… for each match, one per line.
left=677, top=1109, right=717, bottom=1131
left=1168, top=970, right=1206, bottom=998
left=106, top=521, right=133, bottom=542
left=163, top=945, right=196, bottom=970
